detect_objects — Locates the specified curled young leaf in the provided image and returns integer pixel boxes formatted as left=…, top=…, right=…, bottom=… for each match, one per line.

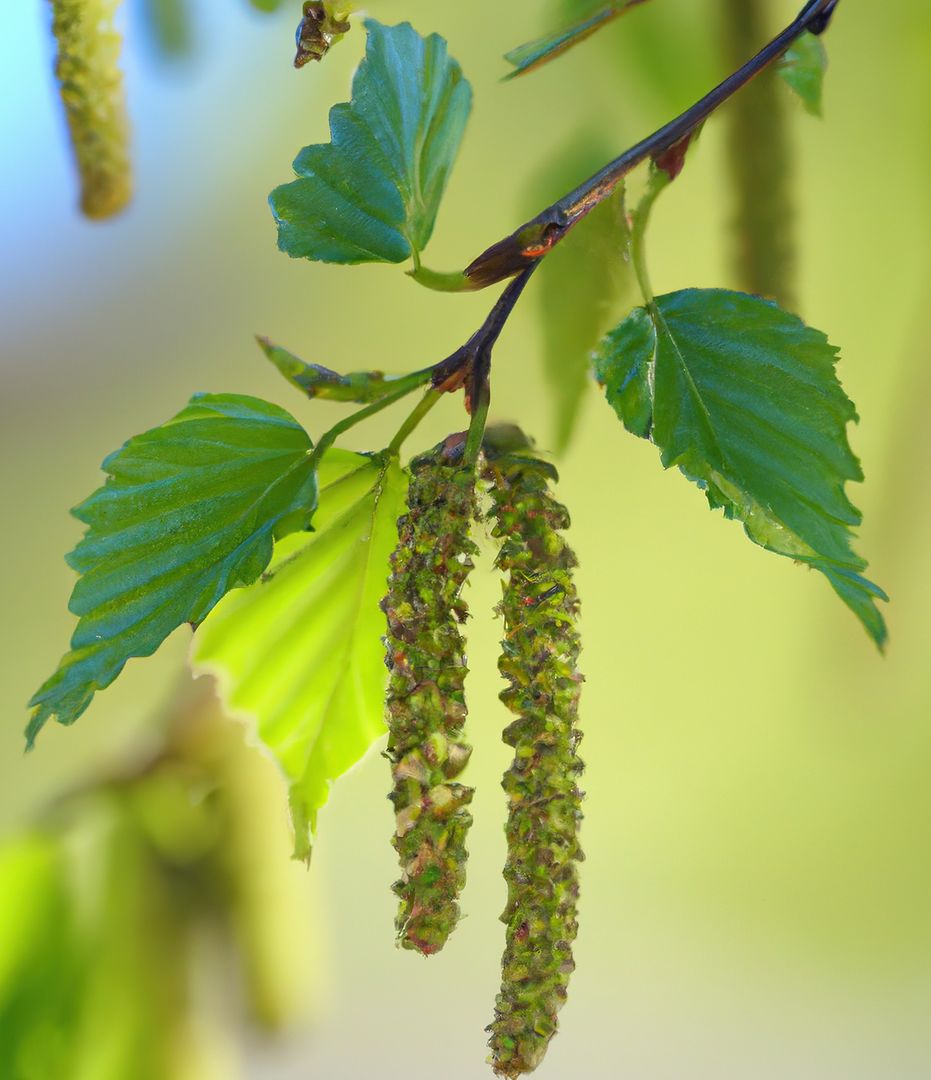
left=258, top=337, right=429, bottom=404
left=383, top=451, right=478, bottom=954
left=484, top=452, right=584, bottom=1077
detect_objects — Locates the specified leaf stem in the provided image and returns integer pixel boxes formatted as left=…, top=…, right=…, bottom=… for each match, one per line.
left=310, top=379, right=427, bottom=468
left=407, top=265, right=479, bottom=293
left=388, top=388, right=444, bottom=456
left=629, top=167, right=671, bottom=306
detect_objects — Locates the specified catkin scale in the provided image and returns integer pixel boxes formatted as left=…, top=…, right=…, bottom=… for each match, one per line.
left=50, top=0, right=131, bottom=219
left=382, top=453, right=478, bottom=955
left=484, top=453, right=584, bottom=1077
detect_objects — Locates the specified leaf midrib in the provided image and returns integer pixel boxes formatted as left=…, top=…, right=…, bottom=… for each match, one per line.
left=651, top=302, right=726, bottom=467
left=296, top=460, right=395, bottom=784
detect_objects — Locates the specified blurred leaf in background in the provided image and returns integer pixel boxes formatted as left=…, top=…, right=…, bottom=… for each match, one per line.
left=138, top=0, right=193, bottom=61
left=524, top=131, right=633, bottom=452
left=0, top=685, right=316, bottom=1079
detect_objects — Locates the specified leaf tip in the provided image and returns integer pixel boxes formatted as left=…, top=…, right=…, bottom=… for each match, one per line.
left=289, top=790, right=315, bottom=863
left=23, top=711, right=44, bottom=752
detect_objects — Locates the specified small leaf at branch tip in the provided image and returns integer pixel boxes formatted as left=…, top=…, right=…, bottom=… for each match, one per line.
left=271, top=20, right=472, bottom=266
left=503, top=1, right=650, bottom=79
left=778, top=31, right=828, bottom=117
left=593, top=289, right=887, bottom=646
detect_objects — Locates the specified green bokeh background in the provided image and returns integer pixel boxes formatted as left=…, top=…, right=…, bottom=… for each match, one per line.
left=2, top=0, right=930, bottom=1075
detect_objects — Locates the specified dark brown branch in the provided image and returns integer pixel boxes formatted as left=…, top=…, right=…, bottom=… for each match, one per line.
left=426, top=0, right=838, bottom=425
left=466, top=0, right=838, bottom=287
left=431, top=266, right=538, bottom=402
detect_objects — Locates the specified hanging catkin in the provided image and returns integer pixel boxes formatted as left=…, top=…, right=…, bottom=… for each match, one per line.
left=484, top=452, right=584, bottom=1077
left=50, top=0, right=131, bottom=219
left=382, top=449, right=478, bottom=955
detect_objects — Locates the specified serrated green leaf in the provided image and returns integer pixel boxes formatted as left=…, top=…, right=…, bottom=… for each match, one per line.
left=593, top=289, right=887, bottom=645
left=778, top=31, right=828, bottom=116
left=28, top=394, right=317, bottom=744
left=504, top=0, right=648, bottom=79
left=258, top=336, right=427, bottom=404
left=192, top=451, right=408, bottom=859
left=526, top=133, right=631, bottom=452
left=270, top=20, right=472, bottom=266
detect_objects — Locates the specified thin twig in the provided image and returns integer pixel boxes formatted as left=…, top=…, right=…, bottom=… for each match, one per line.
left=430, top=266, right=538, bottom=396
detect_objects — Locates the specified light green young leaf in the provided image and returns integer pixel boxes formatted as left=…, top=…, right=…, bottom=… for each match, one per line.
left=192, top=451, right=407, bottom=859
left=593, top=289, right=887, bottom=646
left=271, top=20, right=472, bottom=266
left=778, top=31, right=828, bottom=116
left=28, top=394, right=317, bottom=745
left=504, top=0, right=649, bottom=79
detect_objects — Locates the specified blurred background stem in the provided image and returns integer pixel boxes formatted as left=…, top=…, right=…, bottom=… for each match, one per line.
left=721, top=0, right=795, bottom=309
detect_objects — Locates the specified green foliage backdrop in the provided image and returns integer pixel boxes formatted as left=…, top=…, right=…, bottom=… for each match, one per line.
left=2, top=0, right=930, bottom=1076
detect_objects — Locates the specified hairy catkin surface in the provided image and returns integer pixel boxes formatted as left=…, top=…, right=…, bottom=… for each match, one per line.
left=382, top=454, right=478, bottom=955
left=51, top=0, right=131, bottom=219
left=484, top=454, right=584, bottom=1077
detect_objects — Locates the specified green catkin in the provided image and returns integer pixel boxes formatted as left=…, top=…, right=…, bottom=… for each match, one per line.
left=484, top=453, right=584, bottom=1077
left=382, top=451, right=478, bottom=955
left=50, top=0, right=131, bottom=219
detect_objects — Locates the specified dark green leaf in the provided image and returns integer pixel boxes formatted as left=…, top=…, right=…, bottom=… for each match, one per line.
left=28, top=395, right=317, bottom=743
left=193, top=451, right=408, bottom=859
left=778, top=31, right=828, bottom=117
left=271, top=20, right=472, bottom=266
left=258, top=336, right=427, bottom=403
left=593, top=289, right=887, bottom=645
left=504, top=1, right=648, bottom=79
